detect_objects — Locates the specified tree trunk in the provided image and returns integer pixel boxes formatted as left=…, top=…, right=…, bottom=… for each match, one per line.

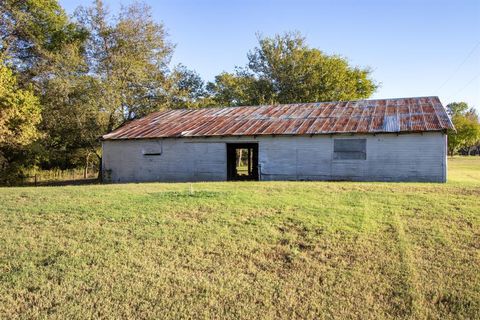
left=84, top=152, right=91, bottom=179
left=237, top=149, right=243, bottom=167
left=97, top=157, right=102, bottom=182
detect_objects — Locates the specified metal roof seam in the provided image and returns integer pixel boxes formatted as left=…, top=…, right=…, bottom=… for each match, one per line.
left=367, top=102, right=378, bottom=132
left=420, top=102, right=428, bottom=132
left=102, top=96, right=455, bottom=139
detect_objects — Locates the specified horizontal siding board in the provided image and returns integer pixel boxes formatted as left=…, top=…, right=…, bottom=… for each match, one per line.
left=102, top=132, right=446, bottom=183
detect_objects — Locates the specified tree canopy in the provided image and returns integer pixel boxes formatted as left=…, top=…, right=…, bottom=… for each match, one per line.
left=0, top=63, right=40, bottom=147
left=207, top=32, right=377, bottom=106
left=447, top=102, right=480, bottom=156
left=0, top=0, right=85, bottom=79
left=0, top=61, right=41, bottom=182
left=0, top=1, right=382, bottom=183
left=75, top=0, right=175, bottom=130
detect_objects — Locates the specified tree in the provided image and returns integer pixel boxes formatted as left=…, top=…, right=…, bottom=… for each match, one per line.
left=208, top=32, right=377, bottom=106
left=1, top=0, right=94, bottom=174
left=0, top=63, right=40, bottom=146
left=446, top=102, right=469, bottom=117
left=0, top=0, right=84, bottom=81
left=37, top=42, right=104, bottom=171
left=76, top=0, right=174, bottom=131
left=168, top=64, right=214, bottom=109
left=1, top=0, right=213, bottom=181
left=447, top=102, right=480, bottom=156
left=0, top=61, right=41, bottom=182
left=207, top=69, right=274, bottom=106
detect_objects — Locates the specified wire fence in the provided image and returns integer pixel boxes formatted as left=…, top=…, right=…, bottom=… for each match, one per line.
left=18, top=168, right=99, bottom=186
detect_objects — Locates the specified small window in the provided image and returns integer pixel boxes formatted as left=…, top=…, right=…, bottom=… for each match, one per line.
left=333, top=139, right=366, bottom=160
left=143, top=147, right=162, bottom=156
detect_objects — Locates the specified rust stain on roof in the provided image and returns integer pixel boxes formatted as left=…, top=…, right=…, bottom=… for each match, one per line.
left=102, top=96, right=454, bottom=140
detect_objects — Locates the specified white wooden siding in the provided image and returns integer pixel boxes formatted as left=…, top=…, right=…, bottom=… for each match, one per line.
left=102, top=132, right=447, bottom=183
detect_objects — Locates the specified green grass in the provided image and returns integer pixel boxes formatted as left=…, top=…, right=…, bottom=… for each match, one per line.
left=0, top=158, right=479, bottom=319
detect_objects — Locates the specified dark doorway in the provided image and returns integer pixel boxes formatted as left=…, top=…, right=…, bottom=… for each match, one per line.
left=227, top=143, right=259, bottom=181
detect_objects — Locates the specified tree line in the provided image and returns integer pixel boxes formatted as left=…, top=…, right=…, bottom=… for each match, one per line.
left=446, top=102, right=480, bottom=156
left=0, top=0, right=478, bottom=184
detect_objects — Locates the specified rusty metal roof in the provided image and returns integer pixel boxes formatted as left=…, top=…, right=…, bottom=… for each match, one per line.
left=102, top=96, right=454, bottom=140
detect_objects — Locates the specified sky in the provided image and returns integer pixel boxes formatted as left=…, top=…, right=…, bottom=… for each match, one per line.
left=60, top=0, right=480, bottom=111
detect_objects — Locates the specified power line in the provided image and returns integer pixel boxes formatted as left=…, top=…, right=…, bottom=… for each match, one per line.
left=435, top=40, right=480, bottom=93
left=453, top=71, right=480, bottom=96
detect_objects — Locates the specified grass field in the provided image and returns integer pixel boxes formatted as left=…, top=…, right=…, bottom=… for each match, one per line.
left=0, top=157, right=479, bottom=319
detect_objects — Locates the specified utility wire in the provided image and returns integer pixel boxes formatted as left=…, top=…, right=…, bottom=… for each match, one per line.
left=453, top=71, right=480, bottom=96
left=435, top=40, right=480, bottom=93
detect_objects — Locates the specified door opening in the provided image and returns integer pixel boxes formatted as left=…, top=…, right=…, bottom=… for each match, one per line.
left=227, top=143, right=258, bottom=181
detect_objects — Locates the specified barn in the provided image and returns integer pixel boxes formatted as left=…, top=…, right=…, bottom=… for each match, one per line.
left=101, top=96, right=454, bottom=183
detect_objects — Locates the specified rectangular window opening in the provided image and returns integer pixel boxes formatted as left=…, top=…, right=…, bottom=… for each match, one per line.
left=333, top=139, right=366, bottom=160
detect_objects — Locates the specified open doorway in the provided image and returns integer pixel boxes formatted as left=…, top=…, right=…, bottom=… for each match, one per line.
left=226, top=143, right=259, bottom=181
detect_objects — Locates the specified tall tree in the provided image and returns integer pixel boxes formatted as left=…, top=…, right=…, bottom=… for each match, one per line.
left=208, top=32, right=377, bottom=106
left=207, top=69, right=274, bottom=106
left=1, top=0, right=94, bottom=171
left=446, top=102, right=469, bottom=117
left=0, top=60, right=41, bottom=182
left=447, top=102, right=480, bottom=156
left=76, top=0, right=174, bottom=132
left=0, top=0, right=83, bottom=82
left=0, top=0, right=211, bottom=180
left=0, top=62, right=40, bottom=147
left=38, top=41, right=104, bottom=170
left=169, top=64, right=214, bottom=108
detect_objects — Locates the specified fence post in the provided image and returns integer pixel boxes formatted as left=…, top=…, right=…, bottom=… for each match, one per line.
left=34, top=174, right=37, bottom=187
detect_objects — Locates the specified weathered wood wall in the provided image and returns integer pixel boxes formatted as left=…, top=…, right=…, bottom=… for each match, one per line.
left=102, top=132, right=447, bottom=183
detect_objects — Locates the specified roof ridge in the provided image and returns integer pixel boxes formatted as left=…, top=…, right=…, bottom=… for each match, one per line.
left=153, top=96, right=443, bottom=113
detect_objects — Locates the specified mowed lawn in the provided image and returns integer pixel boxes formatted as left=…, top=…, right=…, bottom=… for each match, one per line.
left=0, top=158, right=479, bottom=319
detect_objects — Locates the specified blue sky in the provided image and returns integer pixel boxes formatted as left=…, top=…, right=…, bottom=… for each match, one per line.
left=60, top=0, right=480, bottom=111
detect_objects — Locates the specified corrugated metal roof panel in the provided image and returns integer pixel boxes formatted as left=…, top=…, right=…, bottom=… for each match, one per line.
left=383, top=115, right=400, bottom=132
left=102, top=96, right=455, bottom=140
